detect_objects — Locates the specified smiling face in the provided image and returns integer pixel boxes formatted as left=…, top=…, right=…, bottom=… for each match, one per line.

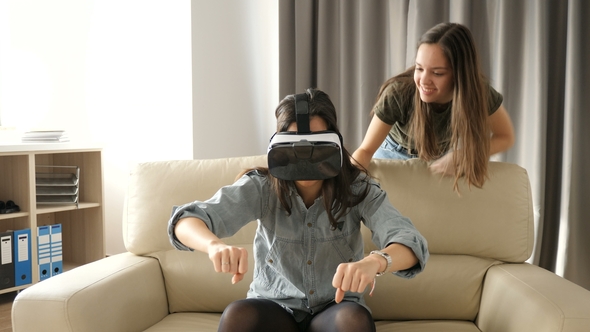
left=414, top=43, right=454, bottom=104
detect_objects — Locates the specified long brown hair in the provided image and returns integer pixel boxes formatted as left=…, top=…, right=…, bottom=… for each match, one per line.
left=377, top=22, right=490, bottom=191
left=244, top=88, right=370, bottom=229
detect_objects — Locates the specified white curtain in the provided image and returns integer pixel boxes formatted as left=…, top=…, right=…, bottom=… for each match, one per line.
left=279, top=0, right=590, bottom=289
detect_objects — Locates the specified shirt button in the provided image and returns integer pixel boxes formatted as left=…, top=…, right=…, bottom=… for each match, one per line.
left=348, top=258, right=353, bottom=262
left=268, top=259, right=273, bottom=263
left=309, top=290, right=315, bottom=295
left=307, top=223, right=312, bottom=227
left=307, top=260, right=312, bottom=265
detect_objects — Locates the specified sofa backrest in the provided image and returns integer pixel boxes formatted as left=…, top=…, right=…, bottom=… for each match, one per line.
left=123, top=155, right=534, bottom=320
left=367, top=158, right=533, bottom=262
left=123, top=155, right=267, bottom=255
left=364, top=158, right=533, bottom=320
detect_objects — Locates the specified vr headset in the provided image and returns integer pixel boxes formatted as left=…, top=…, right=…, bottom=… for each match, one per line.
left=267, top=93, right=343, bottom=180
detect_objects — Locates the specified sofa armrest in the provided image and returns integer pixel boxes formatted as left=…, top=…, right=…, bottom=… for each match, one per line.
left=12, top=253, right=169, bottom=332
left=477, top=263, right=590, bottom=332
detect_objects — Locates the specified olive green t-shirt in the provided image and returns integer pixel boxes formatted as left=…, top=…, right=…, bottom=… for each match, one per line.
left=373, top=80, right=503, bottom=154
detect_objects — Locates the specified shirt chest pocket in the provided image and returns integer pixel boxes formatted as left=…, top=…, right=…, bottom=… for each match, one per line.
left=318, top=236, right=362, bottom=274
left=315, top=222, right=364, bottom=266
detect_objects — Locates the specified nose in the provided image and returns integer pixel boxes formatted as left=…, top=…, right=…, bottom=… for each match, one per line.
left=420, top=72, right=432, bottom=84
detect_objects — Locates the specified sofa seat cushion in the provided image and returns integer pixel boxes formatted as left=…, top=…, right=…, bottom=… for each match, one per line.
left=374, top=320, right=481, bottom=332
left=152, top=247, right=255, bottom=314
left=156, top=244, right=499, bottom=321
left=144, top=313, right=221, bottom=332
left=366, top=254, right=501, bottom=321
left=153, top=220, right=258, bottom=313
left=143, top=313, right=480, bottom=332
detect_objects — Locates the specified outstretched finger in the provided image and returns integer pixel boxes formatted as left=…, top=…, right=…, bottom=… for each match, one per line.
left=238, top=248, right=249, bottom=275
left=335, top=288, right=345, bottom=303
left=232, top=248, right=249, bottom=284
left=232, top=273, right=244, bottom=284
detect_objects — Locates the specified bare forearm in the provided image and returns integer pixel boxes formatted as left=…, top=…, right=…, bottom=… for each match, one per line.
left=353, top=115, right=393, bottom=170
left=351, top=148, right=373, bottom=170
left=490, top=135, right=514, bottom=156
left=489, top=106, right=515, bottom=156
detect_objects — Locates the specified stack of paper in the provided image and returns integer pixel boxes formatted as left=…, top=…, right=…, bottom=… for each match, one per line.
left=22, top=130, right=70, bottom=143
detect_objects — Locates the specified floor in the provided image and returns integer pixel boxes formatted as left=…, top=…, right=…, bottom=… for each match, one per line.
left=0, top=291, right=16, bottom=332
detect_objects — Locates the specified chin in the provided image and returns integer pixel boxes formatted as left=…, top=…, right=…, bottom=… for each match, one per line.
left=419, top=94, right=436, bottom=103
left=296, top=180, right=322, bottom=188
left=420, top=93, right=448, bottom=104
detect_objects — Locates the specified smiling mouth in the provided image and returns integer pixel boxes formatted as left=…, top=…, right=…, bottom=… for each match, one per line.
left=420, top=86, right=436, bottom=94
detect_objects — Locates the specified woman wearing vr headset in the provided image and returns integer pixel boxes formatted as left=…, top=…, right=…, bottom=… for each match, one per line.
left=353, top=22, right=515, bottom=190
left=168, top=88, right=428, bottom=332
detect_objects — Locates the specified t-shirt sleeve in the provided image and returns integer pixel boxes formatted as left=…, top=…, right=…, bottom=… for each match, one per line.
left=373, top=82, right=408, bottom=126
left=488, top=84, right=504, bottom=115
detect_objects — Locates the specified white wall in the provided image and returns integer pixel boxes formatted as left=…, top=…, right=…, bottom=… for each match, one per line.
left=191, top=1, right=278, bottom=159
left=0, top=0, right=194, bottom=255
left=1, top=0, right=278, bottom=255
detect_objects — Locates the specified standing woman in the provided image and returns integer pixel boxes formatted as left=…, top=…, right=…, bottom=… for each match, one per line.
left=352, top=22, right=514, bottom=190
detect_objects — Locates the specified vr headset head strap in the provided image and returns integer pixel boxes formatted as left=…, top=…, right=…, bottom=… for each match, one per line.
left=267, top=90, right=343, bottom=181
left=294, top=93, right=310, bottom=134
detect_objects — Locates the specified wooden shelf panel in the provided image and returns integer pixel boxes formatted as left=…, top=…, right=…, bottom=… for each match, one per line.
left=0, top=212, right=29, bottom=222
left=36, top=202, right=101, bottom=215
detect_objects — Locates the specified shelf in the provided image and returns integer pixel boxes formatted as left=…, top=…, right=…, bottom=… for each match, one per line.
left=36, top=202, right=100, bottom=214
left=0, top=142, right=102, bottom=153
left=0, top=212, right=29, bottom=221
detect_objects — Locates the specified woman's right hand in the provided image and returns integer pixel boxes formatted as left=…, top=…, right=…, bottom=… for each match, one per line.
left=428, top=152, right=455, bottom=177
left=174, top=217, right=249, bottom=284
left=208, top=241, right=249, bottom=284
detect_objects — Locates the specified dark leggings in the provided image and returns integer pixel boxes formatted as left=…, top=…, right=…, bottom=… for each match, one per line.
left=217, top=298, right=376, bottom=332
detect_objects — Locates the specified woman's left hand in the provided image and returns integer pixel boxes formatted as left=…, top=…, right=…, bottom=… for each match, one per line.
left=332, top=257, right=382, bottom=303
left=428, top=152, right=455, bottom=176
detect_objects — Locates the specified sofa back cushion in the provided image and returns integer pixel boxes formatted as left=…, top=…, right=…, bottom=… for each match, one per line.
left=152, top=223, right=258, bottom=314
left=123, top=155, right=268, bottom=255
left=123, top=156, right=534, bottom=319
left=366, top=158, right=534, bottom=262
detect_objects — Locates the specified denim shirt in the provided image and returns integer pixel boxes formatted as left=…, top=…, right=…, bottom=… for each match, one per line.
left=168, top=171, right=429, bottom=321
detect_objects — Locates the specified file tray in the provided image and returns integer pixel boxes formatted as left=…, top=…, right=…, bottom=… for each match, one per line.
left=36, top=165, right=80, bottom=208
left=35, top=173, right=79, bottom=186
left=36, top=186, right=79, bottom=195
left=36, top=195, right=79, bottom=204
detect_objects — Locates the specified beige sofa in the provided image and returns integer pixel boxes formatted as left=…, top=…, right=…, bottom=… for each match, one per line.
left=12, top=155, right=590, bottom=331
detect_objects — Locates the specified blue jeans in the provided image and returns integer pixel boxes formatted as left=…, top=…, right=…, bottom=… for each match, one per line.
left=373, top=135, right=418, bottom=160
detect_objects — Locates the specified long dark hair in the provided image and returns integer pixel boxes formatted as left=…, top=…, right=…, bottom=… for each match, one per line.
left=245, top=88, right=370, bottom=229
left=376, top=22, right=490, bottom=190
